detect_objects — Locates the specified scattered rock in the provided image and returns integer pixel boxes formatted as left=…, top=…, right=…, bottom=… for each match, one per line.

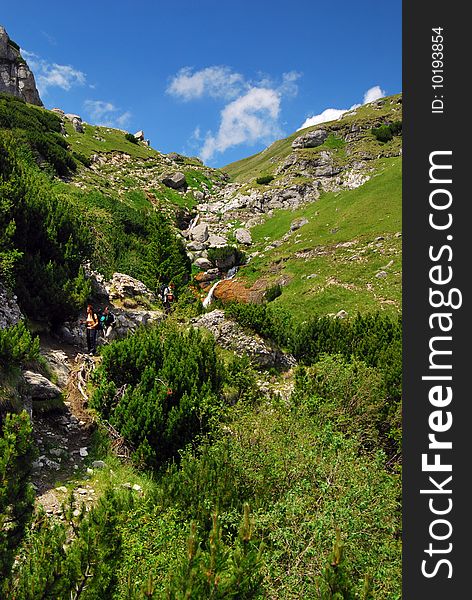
left=194, top=257, right=213, bottom=270
left=194, top=310, right=296, bottom=370
left=207, top=234, right=227, bottom=248
left=92, top=460, right=105, bottom=469
left=290, top=217, right=309, bottom=231
left=336, top=310, right=348, bottom=319
left=79, top=447, right=88, bottom=457
left=234, top=228, right=252, bottom=245
left=190, top=223, right=209, bottom=243
left=161, top=172, right=187, bottom=190
left=375, top=271, right=388, bottom=279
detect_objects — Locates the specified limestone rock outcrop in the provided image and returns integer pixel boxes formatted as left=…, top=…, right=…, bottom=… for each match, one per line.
left=0, top=25, right=42, bottom=105
left=292, top=128, right=328, bottom=149
left=193, top=310, right=296, bottom=370
left=0, top=280, right=23, bottom=329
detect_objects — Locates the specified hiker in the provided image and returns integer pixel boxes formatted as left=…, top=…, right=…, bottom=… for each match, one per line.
left=162, top=282, right=175, bottom=314
left=99, top=305, right=115, bottom=339
left=81, top=304, right=99, bottom=355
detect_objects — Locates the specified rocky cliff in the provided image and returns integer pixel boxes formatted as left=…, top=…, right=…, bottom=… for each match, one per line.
left=0, top=25, right=42, bottom=105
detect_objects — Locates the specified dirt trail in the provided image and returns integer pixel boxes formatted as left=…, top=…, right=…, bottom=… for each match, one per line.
left=32, top=335, right=98, bottom=515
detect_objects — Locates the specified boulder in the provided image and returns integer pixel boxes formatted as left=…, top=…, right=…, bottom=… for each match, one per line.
left=207, top=234, right=227, bottom=248
left=40, top=349, right=70, bottom=388
left=106, top=273, right=155, bottom=301
left=167, top=152, right=185, bottom=163
left=290, top=217, right=309, bottom=231
left=190, top=223, right=209, bottom=243
left=234, top=228, right=252, bottom=245
left=65, top=114, right=84, bottom=133
left=0, top=281, right=23, bottom=329
left=194, top=257, right=213, bottom=270
left=23, top=371, right=62, bottom=401
left=292, top=128, right=328, bottom=149
left=162, top=172, right=187, bottom=190
left=195, top=271, right=219, bottom=284
left=187, top=240, right=206, bottom=252
left=72, top=117, right=84, bottom=133
left=134, top=130, right=145, bottom=141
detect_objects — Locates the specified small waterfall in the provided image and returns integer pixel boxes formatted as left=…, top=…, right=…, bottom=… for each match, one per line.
left=187, top=214, right=199, bottom=233
left=202, top=266, right=238, bottom=309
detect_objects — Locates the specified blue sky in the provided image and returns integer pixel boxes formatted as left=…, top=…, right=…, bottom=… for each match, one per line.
left=2, top=1, right=401, bottom=167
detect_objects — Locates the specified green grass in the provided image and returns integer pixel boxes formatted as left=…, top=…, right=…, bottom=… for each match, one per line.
left=238, top=157, right=402, bottom=319
left=185, top=169, right=214, bottom=192
left=223, top=94, right=402, bottom=182
left=64, top=120, right=158, bottom=159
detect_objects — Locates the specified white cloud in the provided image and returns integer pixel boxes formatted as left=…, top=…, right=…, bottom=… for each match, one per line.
left=167, top=66, right=245, bottom=101
left=299, top=108, right=350, bottom=130
left=363, top=85, right=386, bottom=104
left=298, top=84, right=387, bottom=130
left=200, top=87, right=282, bottom=161
left=168, top=65, right=301, bottom=161
left=84, top=100, right=132, bottom=129
left=279, top=71, right=302, bottom=97
left=21, top=50, right=86, bottom=95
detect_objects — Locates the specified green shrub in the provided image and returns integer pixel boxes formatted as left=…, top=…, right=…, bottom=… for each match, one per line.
left=91, top=324, right=224, bottom=469
left=293, top=354, right=387, bottom=450
left=207, top=246, right=246, bottom=269
left=224, top=302, right=291, bottom=348
left=372, top=121, right=402, bottom=143
left=6, top=487, right=134, bottom=598
left=72, top=151, right=92, bottom=167
left=0, top=94, right=75, bottom=176
left=264, top=283, right=282, bottom=302
left=0, top=322, right=40, bottom=369
left=165, top=507, right=264, bottom=599
left=0, top=412, right=36, bottom=587
left=125, top=132, right=139, bottom=144
left=256, top=175, right=274, bottom=185
left=158, top=401, right=401, bottom=599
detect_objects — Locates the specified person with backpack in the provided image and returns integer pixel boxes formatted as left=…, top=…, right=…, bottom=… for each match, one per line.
left=162, top=282, right=175, bottom=314
left=80, top=304, right=99, bottom=355
left=99, top=305, right=115, bottom=339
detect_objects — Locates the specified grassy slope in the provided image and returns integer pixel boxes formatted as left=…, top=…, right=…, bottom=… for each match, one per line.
left=239, top=157, right=402, bottom=320
left=63, top=120, right=158, bottom=159
left=223, top=94, right=402, bottom=183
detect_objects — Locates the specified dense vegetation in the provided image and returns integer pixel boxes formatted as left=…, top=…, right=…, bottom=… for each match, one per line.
left=0, top=94, right=76, bottom=176
left=91, top=324, right=223, bottom=469
left=224, top=303, right=402, bottom=453
left=1, top=321, right=401, bottom=598
left=0, top=131, right=92, bottom=323
left=0, top=93, right=190, bottom=324
left=0, top=92, right=402, bottom=598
